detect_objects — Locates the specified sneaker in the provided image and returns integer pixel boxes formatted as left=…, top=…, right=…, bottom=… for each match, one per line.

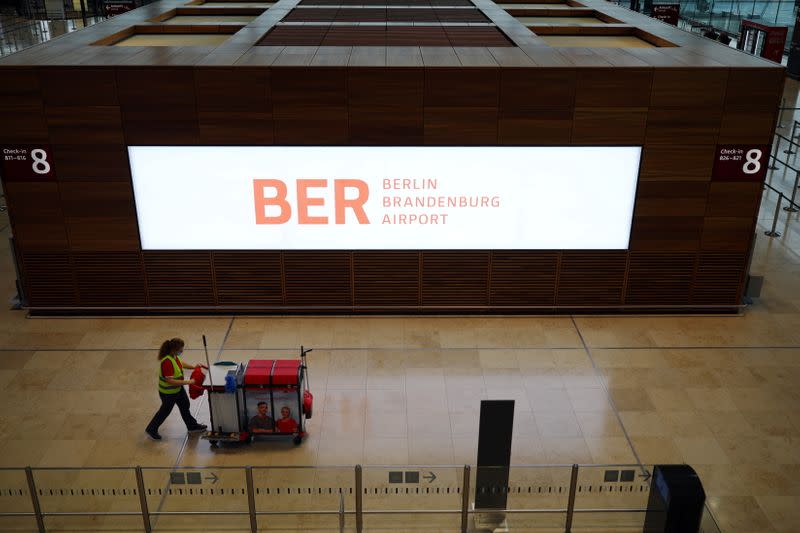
left=146, top=429, right=162, bottom=440
left=187, top=424, right=208, bottom=433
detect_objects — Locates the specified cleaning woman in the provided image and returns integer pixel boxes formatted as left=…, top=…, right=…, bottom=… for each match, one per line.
left=145, top=338, right=208, bottom=440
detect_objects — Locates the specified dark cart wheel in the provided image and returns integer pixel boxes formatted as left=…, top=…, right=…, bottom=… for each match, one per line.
left=293, top=435, right=303, bottom=445
left=209, top=440, right=219, bottom=448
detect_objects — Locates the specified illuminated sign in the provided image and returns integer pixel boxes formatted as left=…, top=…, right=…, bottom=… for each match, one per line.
left=128, top=146, right=641, bottom=250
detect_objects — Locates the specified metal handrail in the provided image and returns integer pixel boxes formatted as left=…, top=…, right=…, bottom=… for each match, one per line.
left=2, top=463, right=721, bottom=533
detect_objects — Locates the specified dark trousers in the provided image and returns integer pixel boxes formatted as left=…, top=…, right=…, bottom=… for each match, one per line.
left=146, top=388, right=199, bottom=432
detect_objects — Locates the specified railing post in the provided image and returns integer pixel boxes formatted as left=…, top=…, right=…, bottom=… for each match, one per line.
left=768, top=139, right=781, bottom=170
left=135, top=466, right=151, bottom=533
left=784, top=171, right=800, bottom=213
left=461, top=465, right=471, bottom=533
left=564, top=464, right=579, bottom=533
left=245, top=467, right=257, bottom=533
left=24, top=467, right=45, bottom=533
left=777, top=97, right=786, bottom=129
left=355, top=464, right=363, bottom=533
left=784, top=122, right=798, bottom=155
left=339, top=492, right=345, bottom=533
left=765, top=192, right=784, bottom=237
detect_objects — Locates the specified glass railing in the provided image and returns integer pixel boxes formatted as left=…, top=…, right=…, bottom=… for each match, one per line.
left=0, top=463, right=724, bottom=532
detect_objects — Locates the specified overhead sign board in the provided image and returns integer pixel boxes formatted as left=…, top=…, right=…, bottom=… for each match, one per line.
left=128, top=146, right=642, bottom=250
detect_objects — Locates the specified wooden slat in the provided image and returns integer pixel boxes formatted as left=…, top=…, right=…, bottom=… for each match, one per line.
left=213, top=252, right=282, bottom=305
left=353, top=251, right=419, bottom=307
left=625, top=251, right=694, bottom=305
left=283, top=251, right=352, bottom=307
left=692, top=252, right=746, bottom=306
left=21, top=252, right=78, bottom=307
left=144, top=252, right=215, bottom=306
left=490, top=251, right=557, bottom=306
left=74, top=252, right=146, bottom=306
left=557, top=251, right=626, bottom=306
left=422, top=251, right=489, bottom=307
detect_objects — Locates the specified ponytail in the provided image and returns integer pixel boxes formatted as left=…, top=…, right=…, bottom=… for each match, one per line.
left=158, top=340, right=172, bottom=359
left=157, top=338, right=185, bottom=359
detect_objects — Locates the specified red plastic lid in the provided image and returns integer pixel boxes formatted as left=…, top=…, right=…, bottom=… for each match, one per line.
left=244, top=360, right=274, bottom=385
left=272, top=360, right=301, bottom=385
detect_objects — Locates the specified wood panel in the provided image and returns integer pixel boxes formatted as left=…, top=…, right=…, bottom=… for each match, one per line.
left=38, top=68, right=119, bottom=106
left=499, top=69, right=576, bottom=109
left=633, top=181, right=709, bottom=217
left=692, top=251, right=746, bottom=306
left=271, top=67, right=348, bottom=144
left=0, top=104, right=48, bottom=143
left=117, top=68, right=199, bottom=144
left=196, top=67, right=273, bottom=144
left=3, top=181, right=69, bottom=251
left=58, top=181, right=140, bottom=251
left=625, top=251, right=694, bottom=305
left=0, top=68, right=42, bottom=106
left=422, top=251, right=489, bottom=306
left=498, top=107, right=572, bottom=144
left=718, top=109, right=776, bottom=145
left=700, top=217, right=755, bottom=252
left=213, top=251, right=282, bottom=305
left=283, top=251, right=352, bottom=306
left=724, top=69, right=785, bottom=110
left=706, top=182, right=763, bottom=219
left=572, top=107, right=647, bottom=144
left=425, top=68, right=499, bottom=107
left=144, top=252, right=215, bottom=306
left=348, top=68, right=424, bottom=144
left=639, top=144, right=716, bottom=181
left=557, top=251, right=626, bottom=306
left=45, top=106, right=125, bottom=145
left=490, top=251, right=557, bottom=306
left=424, top=107, right=498, bottom=144
left=629, top=216, right=704, bottom=251
left=574, top=68, right=652, bottom=107
left=21, top=252, right=78, bottom=307
left=649, top=69, right=728, bottom=108
left=51, top=144, right=130, bottom=179
left=645, top=108, right=722, bottom=145
left=353, top=251, right=419, bottom=307
left=74, top=252, right=146, bottom=306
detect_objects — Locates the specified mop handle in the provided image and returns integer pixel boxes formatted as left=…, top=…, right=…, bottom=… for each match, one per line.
left=203, top=334, right=214, bottom=389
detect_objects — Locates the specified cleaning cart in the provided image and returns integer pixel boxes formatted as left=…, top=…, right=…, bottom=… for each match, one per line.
left=199, top=337, right=313, bottom=448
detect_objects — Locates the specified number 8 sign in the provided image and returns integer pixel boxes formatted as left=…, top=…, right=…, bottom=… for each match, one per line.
left=0, top=145, right=56, bottom=181
left=712, top=145, right=769, bottom=181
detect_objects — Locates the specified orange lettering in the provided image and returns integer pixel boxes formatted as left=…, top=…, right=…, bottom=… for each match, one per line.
left=297, top=179, right=328, bottom=224
left=253, top=179, right=291, bottom=224
left=335, top=179, right=370, bottom=224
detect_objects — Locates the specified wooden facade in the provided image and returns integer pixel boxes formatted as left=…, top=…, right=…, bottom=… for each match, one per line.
left=0, top=0, right=785, bottom=312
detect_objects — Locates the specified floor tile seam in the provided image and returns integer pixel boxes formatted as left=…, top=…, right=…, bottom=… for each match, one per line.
left=9, top=345, right=800, bottom=352
left=569, top=316, right=646, bottom=474
left=150, top=316, right=234, bottom=527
